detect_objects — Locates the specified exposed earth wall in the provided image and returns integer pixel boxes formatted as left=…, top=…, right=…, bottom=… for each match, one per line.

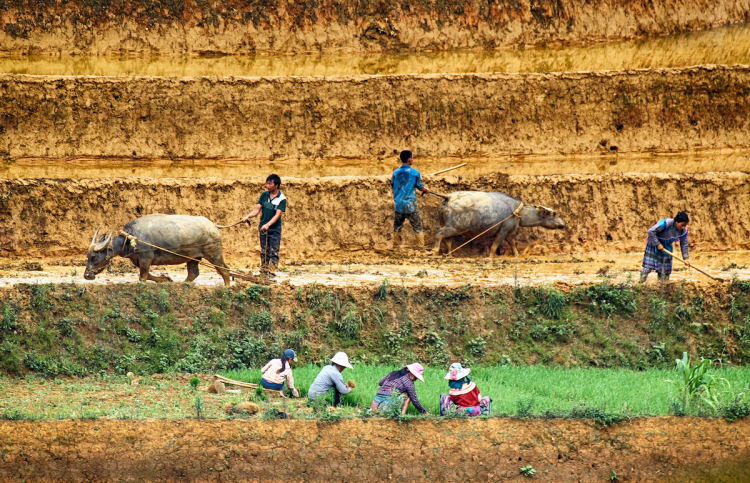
left=1, top=172, right=749, bottom=258
left=1, top=418, right=749, bottom=482
left=1, top=0, right=749, bottom=56
left=1, top=66, right=749, bottom=160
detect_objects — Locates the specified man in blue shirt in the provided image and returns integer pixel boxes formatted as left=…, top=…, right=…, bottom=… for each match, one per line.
left=391, top=150, right=431, bottom=249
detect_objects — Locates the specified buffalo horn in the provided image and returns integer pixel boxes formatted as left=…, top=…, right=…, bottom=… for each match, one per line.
left=93, top=230, right=114, bottom=252
left=89, top=228, right=101, bottom=251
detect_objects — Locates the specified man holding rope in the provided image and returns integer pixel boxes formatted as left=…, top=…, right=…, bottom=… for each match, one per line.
left=242, top=174, right=287, bottom=275
left=640, top=211, right=691, bottom=283
left=392, top=150, right=431, bottom=250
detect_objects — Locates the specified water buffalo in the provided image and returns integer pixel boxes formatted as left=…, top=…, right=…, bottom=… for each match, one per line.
left=84, top=214, right=231, bottom=285
left=433, top=191, right=566, bottom=258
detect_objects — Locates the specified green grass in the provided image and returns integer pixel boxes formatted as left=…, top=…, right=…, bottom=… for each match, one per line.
left=225, top=364, right=750, bottom=416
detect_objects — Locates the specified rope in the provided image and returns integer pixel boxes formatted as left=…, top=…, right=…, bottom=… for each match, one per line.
left=445, top=202, right=525, bottom=257
left=215, top=220, right=246, bottom=229
left=117, top=231, right=258, bottom=282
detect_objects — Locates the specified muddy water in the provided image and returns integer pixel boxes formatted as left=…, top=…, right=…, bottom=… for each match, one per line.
left=2, top=251, right=747, bottom=287
left=3, top=150, right=749, bottom=179
left=2, top=24, right=750, bottom=77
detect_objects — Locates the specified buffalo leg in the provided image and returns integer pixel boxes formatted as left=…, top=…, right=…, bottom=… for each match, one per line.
left=489, top=222, right=519, bottom=259
left=433, top=226, right=462, bottom=256
left=206, top=253, right=231, bottom=287
left=185, top=260, right=200, bottom=282
left=140, top=267, right=173, bottom=283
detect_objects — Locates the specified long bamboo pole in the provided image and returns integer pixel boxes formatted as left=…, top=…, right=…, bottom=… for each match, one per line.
left=662, top=248, right=726, bottom=282
left=428, top=163, right=467, bottom=176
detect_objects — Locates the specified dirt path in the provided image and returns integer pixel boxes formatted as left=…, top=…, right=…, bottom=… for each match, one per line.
left=1, top=418, right=748, bottom=482
left=1, top=251, right=746, bottom=288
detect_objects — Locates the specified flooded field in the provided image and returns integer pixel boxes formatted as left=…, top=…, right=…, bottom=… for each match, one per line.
left=1, top=251, right=746, bottom=287
left=2, top=24, right=750, bottom=77
left=3, top=150, right=750, bottom=179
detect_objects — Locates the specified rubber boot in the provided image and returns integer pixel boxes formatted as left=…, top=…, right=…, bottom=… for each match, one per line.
left=639, top=271, right=648, bottom=284
left=392, top=231, right=402, bottom=250
left=415, top=232, right=426, bottom=249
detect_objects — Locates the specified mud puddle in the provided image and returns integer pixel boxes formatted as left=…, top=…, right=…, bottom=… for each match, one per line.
left=2, top=252, right=747, bottom=287
left=4, top=150, right=749, bottom=179
left=2, top=23, right=750, bottom=77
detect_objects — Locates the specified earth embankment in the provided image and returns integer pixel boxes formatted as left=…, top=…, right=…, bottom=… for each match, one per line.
left=1, top=0, right=749, bottom=56
left=2, top=66, right=750, bottom=160
left=1, top=172, right=749, bottom=258
left=1, top=418, right=748, bottom=482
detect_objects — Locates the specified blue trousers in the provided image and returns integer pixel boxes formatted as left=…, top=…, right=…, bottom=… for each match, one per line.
left=259, top=227, right=281, bottom=267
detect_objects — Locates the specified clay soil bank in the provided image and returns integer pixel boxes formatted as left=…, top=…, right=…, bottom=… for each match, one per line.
left=4, top=23, right=750, bottom=77
left=4, top=150, right=750, bottom=179
left=1, top=418, right=749, bottom=482
left=2, top=66, right=750, bottom=160
left=1, top=0, right=749, bottom=56
left=2, top=172, right=750, bottom=259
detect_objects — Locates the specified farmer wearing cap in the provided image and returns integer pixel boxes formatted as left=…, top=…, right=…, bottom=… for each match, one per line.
left=307, top=352, right=354, bottom=407
left=392, top=150, right=431, bottom=250
left=370, top=363, right=429, bottom=415
left=261, top=349, right=300, bottom=398
left=440, top=362, right=491, bottom=417
left=640, top=211, right=691, bottom=283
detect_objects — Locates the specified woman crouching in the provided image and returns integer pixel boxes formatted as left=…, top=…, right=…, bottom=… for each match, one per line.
left=440, top=363, right=491, bottom=417
left=260, top=349, right=300, bottom=397
left=371, top=363, right=429, bottom=415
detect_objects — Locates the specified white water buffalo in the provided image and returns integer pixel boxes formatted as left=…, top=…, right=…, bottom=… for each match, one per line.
left=84, top=214, right=231, bottom=285
left=433, top=191, right=566, bottom=258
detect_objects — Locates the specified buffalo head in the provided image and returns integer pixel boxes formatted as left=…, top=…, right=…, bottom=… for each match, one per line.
left=535, top=206, right=567, bottom=230
left=83, top=228, right=115, bottom=280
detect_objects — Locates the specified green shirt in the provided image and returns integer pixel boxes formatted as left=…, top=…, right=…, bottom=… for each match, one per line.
left=258, top=191, right=287, bottom=229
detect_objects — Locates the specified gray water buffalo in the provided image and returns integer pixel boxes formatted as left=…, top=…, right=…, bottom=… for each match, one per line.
left=84, top=214, right=231, bottom=285
left=433, top=191, right=566, bottom=258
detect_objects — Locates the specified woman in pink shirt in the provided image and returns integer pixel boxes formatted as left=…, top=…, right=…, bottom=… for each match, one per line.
left=261, top=349, right=299, bottom=397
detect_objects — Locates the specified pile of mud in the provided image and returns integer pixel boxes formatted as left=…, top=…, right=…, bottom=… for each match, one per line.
left=1, top=418, right=748, bottom=481
left=1, top=172, right=749, bottom=258
left=1, top=0, right=748, bottom=56
left=2, top=66, right=750, bottom=160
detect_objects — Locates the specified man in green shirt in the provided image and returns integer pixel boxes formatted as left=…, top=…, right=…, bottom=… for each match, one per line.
left=242, top=174, right=287, bottom=274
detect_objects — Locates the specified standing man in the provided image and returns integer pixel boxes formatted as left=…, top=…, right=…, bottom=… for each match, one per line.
left=640, top=211, right=691, bottom=283
left=242, top=174, right=287, bottom=275
left=392, top=150, right=430, bottom=250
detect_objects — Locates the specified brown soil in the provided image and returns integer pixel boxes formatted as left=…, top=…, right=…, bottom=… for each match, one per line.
left=1, top=0, right=749, bottom=56
left=0, top=418, right=748, bottom=482
left=1, top=66, right=750, bottom=160
left=4, top=150, right=750, bottom=179
left=3, top=23, right=750, bottom=77
left=2, top=172, right=749, bottom=259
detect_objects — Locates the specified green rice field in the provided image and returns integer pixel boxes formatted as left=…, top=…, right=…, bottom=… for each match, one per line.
left=225, top=364, right=750, bottom=416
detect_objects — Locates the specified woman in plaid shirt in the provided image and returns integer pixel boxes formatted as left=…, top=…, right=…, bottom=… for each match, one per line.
left=370, top=363, right=429, bottom=415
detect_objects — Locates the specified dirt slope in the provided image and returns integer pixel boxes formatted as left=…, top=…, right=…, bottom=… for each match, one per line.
left=1, top=0, right=749, bottom=56
left=0, top=418, right=748, bottom=482
left=1, top=66, right=750, bottom=160
left=1, top=172, right=749, bottom=258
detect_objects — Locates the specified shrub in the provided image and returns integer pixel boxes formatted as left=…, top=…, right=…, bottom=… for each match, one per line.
left=466, top=337, right=487, bottom=360
left=582, top=281, right=637, bottom=315
left=246, top=310, right=273, bottom=332
left=535, top=285, right=567, bottom=319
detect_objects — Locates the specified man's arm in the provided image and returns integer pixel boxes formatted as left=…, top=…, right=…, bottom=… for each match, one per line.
left=261, top=209, right=283, bottom=232
left=242, top=204, right=262, bottom=222
left=332, top=370, right=352, bottom=395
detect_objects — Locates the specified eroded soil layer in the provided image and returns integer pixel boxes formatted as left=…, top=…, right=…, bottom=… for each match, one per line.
left=4, top=150, right=750, bottom=179
left=2, top=172, right=749, bottom=259
left=4, top=23, right=750, bottom=76
left=1, top=0, right=749, bottom=56
left=1, top=66, right=749, bottom=159
left=0, top=418, right=748, bottom=482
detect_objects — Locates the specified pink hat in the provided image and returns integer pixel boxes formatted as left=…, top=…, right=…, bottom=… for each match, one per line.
left=406, top=363, right=425, bottom=382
